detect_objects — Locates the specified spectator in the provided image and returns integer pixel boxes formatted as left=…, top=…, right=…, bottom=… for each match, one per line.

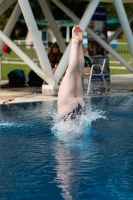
left=48, top=42, right=63, bottom=73
left=82, top=45, right=92, bottom=74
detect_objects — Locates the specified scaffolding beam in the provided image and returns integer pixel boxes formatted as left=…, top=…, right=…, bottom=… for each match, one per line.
left=38, top=0, right=66, bottom=53
left=53, top=0, right=100, bottom=83
left=18, top=0, right=55, bottom=85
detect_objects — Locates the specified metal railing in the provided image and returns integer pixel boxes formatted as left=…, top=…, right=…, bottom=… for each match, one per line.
left=2, top=41, right=132, bottom=66
left=2, top=40, right=49, bottom=64
left=109, top=42, right=132, bottom=64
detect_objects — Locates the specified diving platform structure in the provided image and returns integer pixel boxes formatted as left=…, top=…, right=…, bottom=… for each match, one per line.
left=0, top=0, right=133, bottom=95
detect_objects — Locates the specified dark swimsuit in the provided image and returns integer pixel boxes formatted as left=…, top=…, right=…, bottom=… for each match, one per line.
left=62, top=103, right=82, bottom=121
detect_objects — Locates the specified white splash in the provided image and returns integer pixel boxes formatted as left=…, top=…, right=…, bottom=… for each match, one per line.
left=0, top=122, right=13, bottom=126
left=51, top=100, right=106, bottom=141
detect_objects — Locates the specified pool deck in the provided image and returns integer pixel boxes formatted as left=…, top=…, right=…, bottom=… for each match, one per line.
left=0, top=74, right=133, bottom=105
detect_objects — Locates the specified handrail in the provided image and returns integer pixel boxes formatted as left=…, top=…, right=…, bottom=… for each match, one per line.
left=86, top=59, right=108, bottom=95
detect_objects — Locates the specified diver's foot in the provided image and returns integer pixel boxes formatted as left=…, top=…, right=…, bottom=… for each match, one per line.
left=72, top=25, right=83, bottom=43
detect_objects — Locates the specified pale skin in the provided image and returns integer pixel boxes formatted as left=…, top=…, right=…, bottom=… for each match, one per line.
left=58, top=25, right=84, bottom=117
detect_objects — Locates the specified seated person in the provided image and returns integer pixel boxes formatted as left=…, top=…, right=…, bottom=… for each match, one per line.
left=82, top=45, right=92, bottom=74
left=48, top=42, right=63, bottom=73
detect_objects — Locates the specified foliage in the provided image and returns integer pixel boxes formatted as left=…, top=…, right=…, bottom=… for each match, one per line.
left=0, top=14, right=8, bottom=30
left=47, top=0, right=87, bottom=19
left=103, top=2, right=133, bottom=31
left=29, top=0, right=44, bottom=19
left=1, top=1, right=133, bottom=40
left=1, top=1, right=133, bottom=33
left=0, top=2, right=15, bottom=30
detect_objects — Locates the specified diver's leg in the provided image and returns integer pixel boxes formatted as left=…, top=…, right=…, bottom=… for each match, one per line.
left=58, top=26, right=83, bottom=116
left=75, top=42, right=84, bottom=106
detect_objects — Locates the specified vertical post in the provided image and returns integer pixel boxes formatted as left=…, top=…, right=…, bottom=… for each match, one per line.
left=0, top=54, right=2, bottom=80
left=108, top=14, right=133, bottom=43
left=38, top=0, right=66, bottom=53
left=66, top=26, right=70, bottom=43
left=83, top=32, right=88, bottom=48
left=53, top=0, right=100, bottom=83
left=30, top=43, right=33, bottom=60
left=113, top=0, right=133, bottom=57
left=18, top=0, right=55, bottom=85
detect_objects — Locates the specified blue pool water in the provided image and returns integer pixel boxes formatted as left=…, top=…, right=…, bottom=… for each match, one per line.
left=0, top=94, right=133, bottom=200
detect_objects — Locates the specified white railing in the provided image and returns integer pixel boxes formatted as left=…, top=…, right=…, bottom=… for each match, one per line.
left=2, top=40, right=49, bottom=64
left=2, top=41, right=132, bottom=66
left=109, top=42, right=133, bottom=64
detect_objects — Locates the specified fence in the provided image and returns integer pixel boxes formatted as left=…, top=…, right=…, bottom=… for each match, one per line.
left=1, top=40, right=51, bottom=80
left=1, top=40, right=132, bottom=67
left=109, top=42, right=132, bottom=64
left=2, top=40, right=49, bottom=65
left=1, top=40, right=132, bottom=81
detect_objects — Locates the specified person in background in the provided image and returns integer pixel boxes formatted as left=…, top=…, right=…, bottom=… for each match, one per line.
left=98, top=45, right=107, bottom=56
left=82, top=45, right=92, bottom=74
left=58, top=25, right=84, bottom=121
left=48, top=42, right=63, bottom=73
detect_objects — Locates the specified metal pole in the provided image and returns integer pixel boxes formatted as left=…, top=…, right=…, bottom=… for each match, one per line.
left=30, top=44, right=33, bottom=60
left=53, top=0, right=100, bottom=83
left=0, top=3, right=21, bottom=51
left=66, top=26, right=70, bottom=43
left=0, top=2, right=21, bottom=82
left=0, top=53, right=2, bottom=80
left=38, top=0, right=66, bottom=53
left=113, top=0, right=133, bottom=57
left=0, top=0, right=17, bottom=16
left=109, top=14, right=133, bottom=43
left=18, top=0, right=54, bottom=84
left=0, top=30, right=56, bottom=85
left=53, top=0, right=133, bottom=84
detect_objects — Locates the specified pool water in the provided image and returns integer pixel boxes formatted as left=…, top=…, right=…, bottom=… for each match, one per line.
left=0, top=94, right=133, bottom=200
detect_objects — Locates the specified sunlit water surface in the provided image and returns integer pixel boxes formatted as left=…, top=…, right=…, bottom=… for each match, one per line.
left=0, top=94, right=133, bottom=200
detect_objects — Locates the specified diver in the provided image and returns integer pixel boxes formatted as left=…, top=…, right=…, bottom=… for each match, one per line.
left=58, top=25, right=84, bottom=121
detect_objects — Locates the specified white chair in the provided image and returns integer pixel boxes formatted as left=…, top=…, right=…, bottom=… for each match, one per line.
left=86, top=59, right=108, bottom=95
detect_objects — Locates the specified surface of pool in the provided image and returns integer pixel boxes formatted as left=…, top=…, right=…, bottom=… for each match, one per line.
left=0, top=94, right=133, bottom=200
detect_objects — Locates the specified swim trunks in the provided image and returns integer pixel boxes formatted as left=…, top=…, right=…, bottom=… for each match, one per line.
left=62, top=103, right=82, bottom=121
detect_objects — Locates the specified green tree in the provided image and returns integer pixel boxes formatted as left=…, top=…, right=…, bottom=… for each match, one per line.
left=1, top=1, right=133, bottom=35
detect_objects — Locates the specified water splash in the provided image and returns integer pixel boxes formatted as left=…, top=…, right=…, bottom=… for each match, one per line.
left=0, top=122, right=14, bottom=127
left=51, top=100, right=106, bottom=142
